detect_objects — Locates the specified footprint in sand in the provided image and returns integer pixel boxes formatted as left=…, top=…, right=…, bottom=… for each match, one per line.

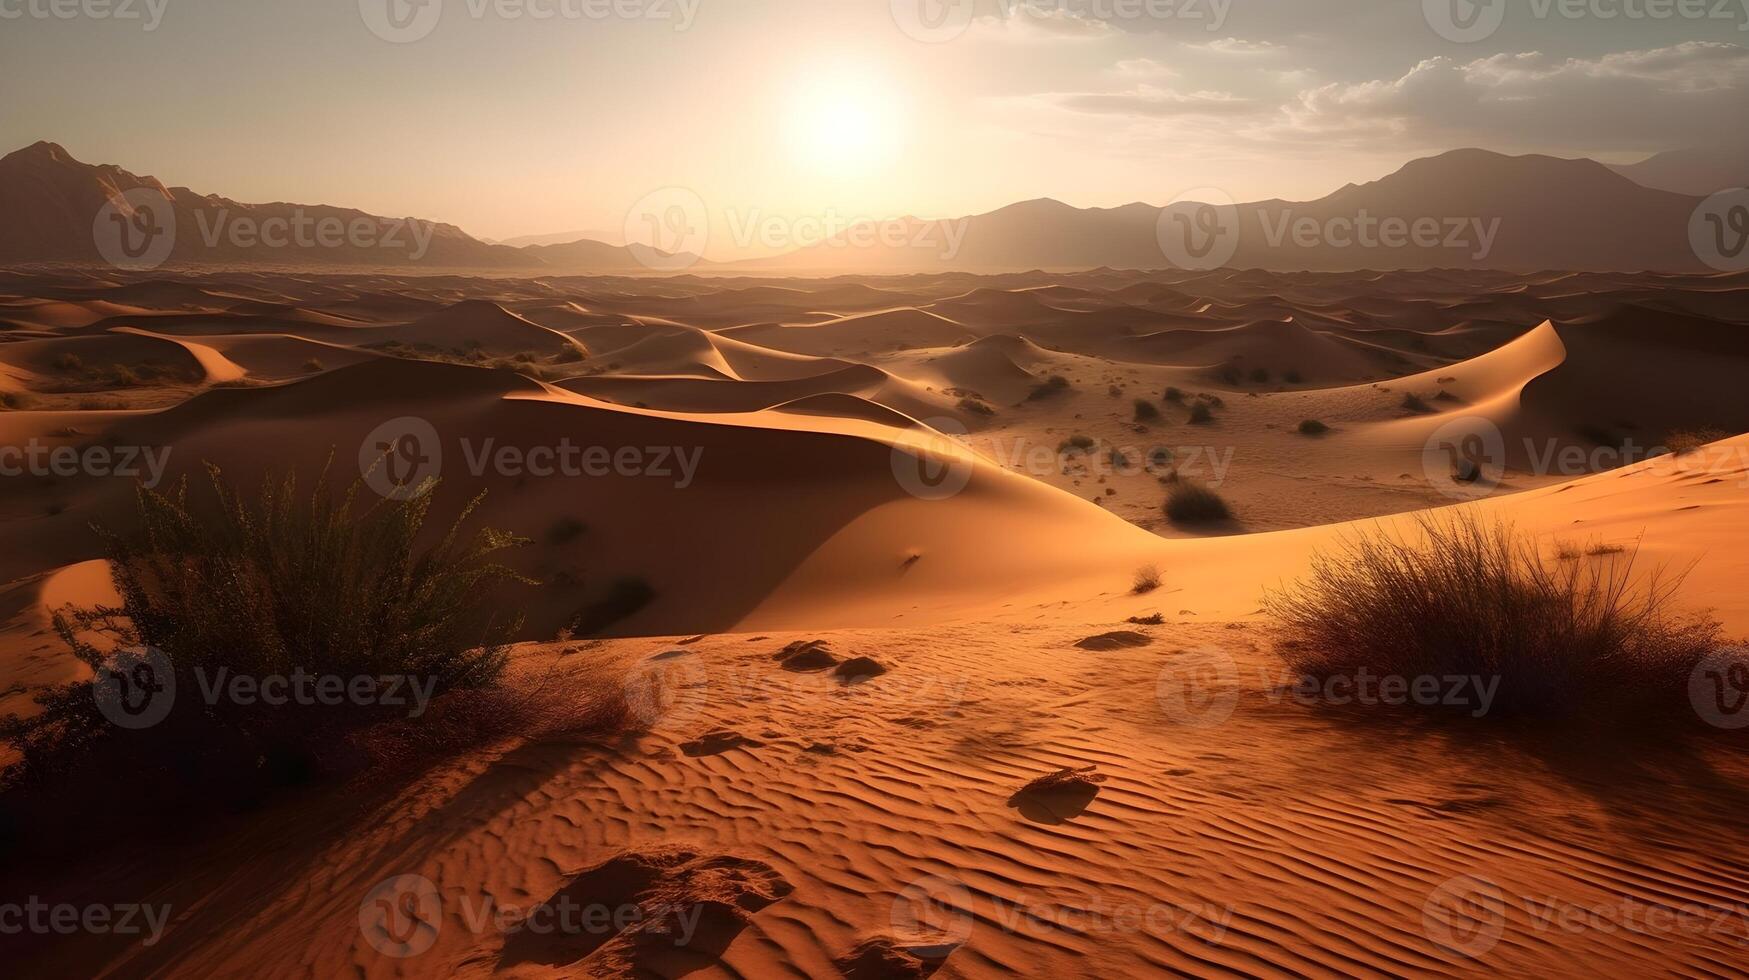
left=680, top=730, right=763, bottom=757
left=1007, top=765, right=1106, bottom=824
left=1073, top=631, right=1152, bottom=651
left=498, top=846, right=793, bottom=973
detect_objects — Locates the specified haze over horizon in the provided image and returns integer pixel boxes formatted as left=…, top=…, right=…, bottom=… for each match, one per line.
left=4, top=0, right=1748, bottom=259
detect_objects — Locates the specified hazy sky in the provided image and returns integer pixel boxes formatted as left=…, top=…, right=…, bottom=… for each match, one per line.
left=3, top=0, right=1746, bottom=256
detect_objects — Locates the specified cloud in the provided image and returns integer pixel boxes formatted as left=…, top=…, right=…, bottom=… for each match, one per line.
left=1186, top=37, right=1282, bottom=55
left=964, top=6, right=1115, bottom=42
left=1042, top=42, right=1749, bottom=154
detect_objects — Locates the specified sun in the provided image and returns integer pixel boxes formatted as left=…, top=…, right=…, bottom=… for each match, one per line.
left=784, top=66, right=904, bottom=174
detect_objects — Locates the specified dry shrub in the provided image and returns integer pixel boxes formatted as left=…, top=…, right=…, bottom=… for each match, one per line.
left=1132, top=564, right=1162, bottom=594
left=1263, top=514, right=1722, bottom=719
left=1164, top=480, right=1231, bottom=524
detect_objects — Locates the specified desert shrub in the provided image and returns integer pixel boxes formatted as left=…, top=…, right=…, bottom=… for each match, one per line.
left=1249, top=367, right=1271, bottom=384
left=552, top=346, right=587, bottom=364
left=1, top=465, right=530, bottom=793
left=1262, top=514, right=1722, bottom=719
left=957, top=397, right=995, bottom=418
left=1127, top=613, right=1165, bottom=625
left=1027, top=375, right=1071, bottom=401
left=1132, top=564, right=1161, bottom=594
left=1163, top=387, right=1185, bottom=403
left=1401, top=392, right=1433, bottom=414
left=52, top=353, right=84, bottom=373
left=1665, top=428, right=1730, bottom=456
left=1214, top=364, right=1243, bottom=386
left=1187, top=401, right=1214, bottom=425
left=1057, top=434, right=1096, bottom=455
left=1133, top=399, right=1160, bottom=422
left=1164, top=480, right=1231, bottom=524
left=1298, top=419, right=1329, bottom=436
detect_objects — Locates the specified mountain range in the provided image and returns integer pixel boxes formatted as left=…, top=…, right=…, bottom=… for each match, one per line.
left=1, top=141, right=1741, bottom=275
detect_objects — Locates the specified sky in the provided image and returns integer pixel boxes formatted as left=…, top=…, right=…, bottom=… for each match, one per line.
left=2, top=0, right=1747, bottom=258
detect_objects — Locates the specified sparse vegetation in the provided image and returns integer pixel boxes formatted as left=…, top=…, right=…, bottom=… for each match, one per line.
left=1132, top=564, right=1161, bottom=594
left=1401, top=392, right=1433, bottom=414
left=1027, top=375, right=1072, bottom=401
left=1163, top=387, right=1185, bottom=403
left=1249, top=367, right=1270, bottom=384
left=1057, top=434, right=1096, bottom=455
left=1262, top=514, right=1722, bottom=719
left=1298, top=419, right=1329, bottom=436
left=1187, top=401, right=1214, bottom=425
left=1214, top=364, right=1243, bottom=386
left=1126, top=613, right=1165, bottom=625
left=1133, top=399, right=1160, bottom=422
left=2, top=465, right=533, bottom=796
left=1284, top=369, right=1303, bottom=384
left=52, top=353, right=84, bottom=373
left=957, top=396, right=995, bottom=418
left=1665, top=428, right=1730, bottom=456
left=1164, top=480, right=1231, bottom=524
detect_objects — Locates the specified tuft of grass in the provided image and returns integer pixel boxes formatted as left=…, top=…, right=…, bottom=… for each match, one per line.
left=1133, top=399, right=1160, bottom=422
left=3, top=464, right=531, bottom=793
left=1187, top=401, right=1214, bottom=425
left=1164, top=480, right=1231, bottom=524
left=1132, top=564, right=1161, bottom=594
left=1262, top=514, right=1722, bottom=719
left=1298, top=419, right=1329, bottom=436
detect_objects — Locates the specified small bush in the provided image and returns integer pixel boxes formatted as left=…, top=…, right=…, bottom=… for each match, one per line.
left=1164, top=480, right=1231, bottom=524
left=1187, top=402, right=1214, bottom=425
left=1262, top=515, right=1722, bottom=719
left=1126, top=613, right=1165, bottom=625
left=1163, top=387, right=1185, bottom=403
left=1057, top=434, right=1096, bottom=455
left=1401, top=392, right=1433, bottom=414
left=1298, top=419, right=1329, bottom=436
left=956, top=397, right=995, bottom=418
left=1214, top=364, right=1242, bottom=386
left=1132, top=564, right=1161, bottom=594
left=3, top=465, right=531, bottom=793
left=1133, top=399, right=1160, bottom=422
left=1027, top=375, right=1071, bottom=401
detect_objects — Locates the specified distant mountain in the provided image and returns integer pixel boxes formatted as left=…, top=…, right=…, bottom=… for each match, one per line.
left=1609, top=144, right=1749, bottom=197
left=746, top=150, right=1712, bottom=274
left=0, top=142, right=540, bottom=269
left=494, top=228, right=623, bottom=248
left=521, top=236, right=708, bottom=273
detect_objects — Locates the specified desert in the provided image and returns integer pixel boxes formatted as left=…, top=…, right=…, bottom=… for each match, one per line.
left=6, top=2, right=1749, bottom=977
